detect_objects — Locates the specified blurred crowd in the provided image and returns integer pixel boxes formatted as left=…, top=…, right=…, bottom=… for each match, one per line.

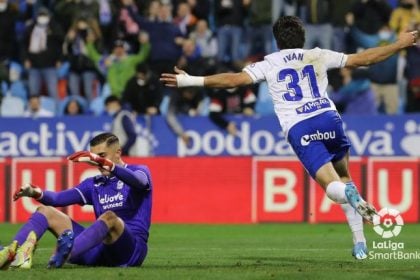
left=0, top=0, right=419, bottom=141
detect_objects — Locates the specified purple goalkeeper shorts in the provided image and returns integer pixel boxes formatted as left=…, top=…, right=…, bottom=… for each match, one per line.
left=68, top=220, right=148, bottom=267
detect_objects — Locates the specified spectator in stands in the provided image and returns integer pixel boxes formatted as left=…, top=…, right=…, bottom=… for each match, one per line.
left=405, top=25, right=420, bottom=112
left=369, top=26, right=400, bottom=114
left=189, top=19, right=218, bottom=60
left=302, top=0, right=334, bottom=50
left=177, top=39, right=204, bottom=74
left=389, top=0, right=420, bottom=35
left=64, top=98, right=85, bottom=116
left=206, top=64, right=256, bottom=135
left=0, top=0, right=18, bottom=93
left=351, top=0, right=393, bottom=35
left=23, top=95, right=54, bottom=117
left=329, top=68, right=377, bottom=115
left=97, top=0, right=117, bottom=53
left=214, top=0, right=251, bottom=66
left=104, top=95, right=138, bottom=156
left=54, top=0, right=100, bottom=33
left=141, top=2, right=183, bottom=78
left=330, top=1, right=354, bottom=52
left=272, top=0, right=299, bottom=20
left=22, top=7, right=64, bottom=100
left=173, top=1, right=197, bottom=36
left=115, top=0, right=142, bottom=52
left=166, top=87, right=204, bottom=146
left=349, top=23, right=400, bottom=114
left=64, top=16, right=102, bottom=101
left=347, top=3, right=399, bottom=114
left=246, top=0, right=273, bottom=58
left=347, top=0, right=392, bottom=50
left=172, top=0, right=210, bottom=21
left=208, top=84, right=257, bottom=136
left=86, top=31, right=151, bottom=98
left=122, top=62, right=162, bottom=115
left=145, top=0, right=160, bottom=21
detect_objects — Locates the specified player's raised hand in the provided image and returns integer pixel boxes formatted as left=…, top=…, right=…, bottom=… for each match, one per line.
left=397, top=30, right=418, bottom=48
left=67, top=151, right=115, bottom=171
left=160, top=66, right=185, bottom=87
left=13, top=183, right=43, bottom=201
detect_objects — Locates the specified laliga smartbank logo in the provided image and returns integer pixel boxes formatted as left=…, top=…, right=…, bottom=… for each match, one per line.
left=373, top=208, right=404, bottom=238
left=369, top=208, right=420, bottom=260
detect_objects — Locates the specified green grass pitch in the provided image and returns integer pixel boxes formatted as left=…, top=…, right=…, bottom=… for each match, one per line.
left=1, top=223, right=420, bottom=279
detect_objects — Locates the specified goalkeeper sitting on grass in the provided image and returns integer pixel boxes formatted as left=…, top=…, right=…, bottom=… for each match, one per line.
left=0, top=132, right=153, bottom=269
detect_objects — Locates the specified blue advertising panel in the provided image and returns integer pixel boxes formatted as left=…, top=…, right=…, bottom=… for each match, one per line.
left=0, top=114, right=419, bottom=157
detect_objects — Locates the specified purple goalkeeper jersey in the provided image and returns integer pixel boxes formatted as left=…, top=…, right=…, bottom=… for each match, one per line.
left=74, top=164, right=152, bottom=242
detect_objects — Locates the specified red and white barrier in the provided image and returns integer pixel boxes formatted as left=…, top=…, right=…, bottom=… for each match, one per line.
left=4, top=156, right=420, bottom=224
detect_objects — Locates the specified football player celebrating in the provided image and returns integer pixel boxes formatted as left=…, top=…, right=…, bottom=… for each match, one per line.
left=0, top=132, right=152, bottom=269
left=161, top=16, right=418, bottom=260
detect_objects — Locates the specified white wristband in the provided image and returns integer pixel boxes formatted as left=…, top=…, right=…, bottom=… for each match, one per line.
left=176, top=74, right=204, bottom=87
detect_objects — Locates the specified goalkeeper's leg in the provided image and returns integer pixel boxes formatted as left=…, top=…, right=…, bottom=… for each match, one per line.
left=48, top=210, right=124, bottom=268
left=0, top=241, right=18, bottom=270
left=1, top=205, right=72, bottom=269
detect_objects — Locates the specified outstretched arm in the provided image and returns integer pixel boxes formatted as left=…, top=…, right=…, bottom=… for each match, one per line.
left=346, top=30, right=418, bottom=68
left=13, top=183, right=84, bottom=207
left=160, top=67, right=254, bottom=89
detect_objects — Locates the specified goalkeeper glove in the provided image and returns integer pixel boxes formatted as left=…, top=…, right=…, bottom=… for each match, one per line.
left=67, top=151, right=115, bottom=171
left=13, top=183, right=43, bottom=201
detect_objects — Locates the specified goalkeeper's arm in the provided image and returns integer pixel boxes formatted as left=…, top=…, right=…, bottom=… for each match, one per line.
left=14, top=183, right=85, bottom=207
left=112, top=165, right=150, bottom=191
left=68, top=151, right=150, bottom=191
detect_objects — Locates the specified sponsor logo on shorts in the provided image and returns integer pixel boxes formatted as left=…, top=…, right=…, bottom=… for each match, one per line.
left=296, top=98, right=331, bottom=114
left=300, top=130, right=336, bottom=146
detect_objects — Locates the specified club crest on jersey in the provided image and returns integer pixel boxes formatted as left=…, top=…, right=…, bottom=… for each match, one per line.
left=296, top=98, right=330, bottom=114
left=300, top=130, right=336, bottom=146
left=117, top=180, right=124, bottom=190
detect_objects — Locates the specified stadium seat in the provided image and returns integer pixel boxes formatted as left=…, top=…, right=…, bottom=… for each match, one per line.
left=1, top=81, right=7, bottom=95
left=255, top=81, right=275, bottom=115
left=9, top=81, right=28, bottom=103
left=89, top=96, right=105, bottom=116
left=199, top=96, right=210, bottom=116
left=57, top=61, right=70, bottom=79
left=0, top=95, right=25, bottom=117
left=100, top=83, right=111, bottom=98
left=159, top=95, right=170, bottom=115
left=40, top=96, right=57, bottom=115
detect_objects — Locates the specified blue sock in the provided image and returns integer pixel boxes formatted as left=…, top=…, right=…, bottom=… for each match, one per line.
left=14, top=212, right=48, bottom=245
left=70, top=220, right=108, bottom=259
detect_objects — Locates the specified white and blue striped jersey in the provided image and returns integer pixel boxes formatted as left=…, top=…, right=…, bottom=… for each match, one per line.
left=243, top=48, right=348, bottom=135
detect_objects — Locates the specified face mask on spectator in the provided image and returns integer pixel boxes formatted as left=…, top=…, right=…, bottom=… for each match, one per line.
left=137, top=79, right=146, bottom=86
left=107, top=109, right=118, bottom=116
left=0, top=2, right=7, bottom=12
left=378, top=31, right=392, bottom=41
left=37, top=16, right=50, bottom=26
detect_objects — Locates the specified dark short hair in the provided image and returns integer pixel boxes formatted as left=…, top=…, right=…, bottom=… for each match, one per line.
left=29, top=94, right=41, bottom=100
left=104, top=95, right=121, bottom=106
left=90, top=132, right=119, bottom=147
left=272, top=16, right=305, bottom=50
